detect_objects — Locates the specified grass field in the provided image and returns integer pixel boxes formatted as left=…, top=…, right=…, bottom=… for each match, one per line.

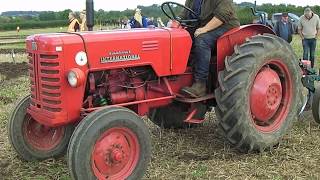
left=0, top=26, right=118, bottom=53
left=0, top=25, right=119, bottom=37
left=0, top=27, right=65, bottom=53
left=0, top=27, right=67, bottom=36
left=0, top=33, right=320, bottom=180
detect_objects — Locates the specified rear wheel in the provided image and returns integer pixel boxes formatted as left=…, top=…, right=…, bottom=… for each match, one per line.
left=68, top=107, right=151, bottom=180
left=312, top=83, right=320, bottom=123
left=8, top=95, right=73, bottom=161
left=149, top=102, right=207, bottom=129
left=215, top=34, right=302, bottom=152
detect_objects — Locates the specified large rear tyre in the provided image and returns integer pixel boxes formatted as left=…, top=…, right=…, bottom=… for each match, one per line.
left=149, top=102, right=207, bottom=129
left=215, top=34, right=302, bottom=152
left=68, top=107, right=151, bottom=180
left=312, top=83, right=320, bottom=123
left=8, top=95, right=73, bottom=161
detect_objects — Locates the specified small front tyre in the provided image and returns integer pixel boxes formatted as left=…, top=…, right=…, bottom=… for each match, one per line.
left=8, top=95, right=73, bottom=161
left=68, top=107, right=151, bottom=180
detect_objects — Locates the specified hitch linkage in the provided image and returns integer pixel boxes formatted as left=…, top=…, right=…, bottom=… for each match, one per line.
left=300, top=60, right=320, bottom=93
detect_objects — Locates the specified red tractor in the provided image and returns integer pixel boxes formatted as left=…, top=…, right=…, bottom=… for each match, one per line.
left=8, top=1, right=311, bottom=179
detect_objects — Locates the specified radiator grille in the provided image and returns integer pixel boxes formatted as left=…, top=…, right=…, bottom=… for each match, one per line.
left=28, top=53, right=62, bottom=113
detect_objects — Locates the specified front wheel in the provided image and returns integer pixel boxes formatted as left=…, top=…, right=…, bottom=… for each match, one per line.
left=215, top=34, right=302, bottom=152
left=68, top=107, right=151, bottom=180
left=8, top=95, right=73, bottom=161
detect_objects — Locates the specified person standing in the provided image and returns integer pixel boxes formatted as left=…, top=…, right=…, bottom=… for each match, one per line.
left=157, top=17, right=165, bottom=28
left=68, top=11, right=80, bottom=32
left=147, top=17, right=157, bottom=27
left=274, top=12, right=294, bottom=43
left=180, top=0, right=240, bottom=98
left=79, top=10, right=88, bottom=31
left=298, top=7, right=320, bottom=68
left=129, top=8, right=148, bottom=28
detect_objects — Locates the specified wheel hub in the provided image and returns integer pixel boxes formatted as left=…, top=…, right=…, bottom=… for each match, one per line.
left=111, top=149, right=123, bottom=162
left=23, top=116, right=65, bottom=151
left=92, top=128, right=139, bottom=178
left=250, top=68, right=282, bottom=122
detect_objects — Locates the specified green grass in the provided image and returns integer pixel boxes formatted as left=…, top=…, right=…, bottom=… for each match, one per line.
left=0, top=25, right=117, bottom=37
left=0, top=42, right=25, bottom=49
left=0, top=27, right=66, bottom=36
left=0, top=27, right=64, bottom=51
left=0, top=26, right=117, bottom=52
left=0, top=33, right=320, bottom=180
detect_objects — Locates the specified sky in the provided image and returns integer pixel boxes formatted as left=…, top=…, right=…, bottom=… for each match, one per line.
left=0, top=0, right=318, bottom=13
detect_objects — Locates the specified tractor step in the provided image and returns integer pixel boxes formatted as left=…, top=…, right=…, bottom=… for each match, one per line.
left=183, top=108, right=205, bottom=124
left=184, top=119, right=205, bottom=124
left=175, top=93, right=215, bottom=103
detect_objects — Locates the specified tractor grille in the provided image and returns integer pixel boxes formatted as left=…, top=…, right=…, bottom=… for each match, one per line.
left=28, top=53, right=62, bottom=113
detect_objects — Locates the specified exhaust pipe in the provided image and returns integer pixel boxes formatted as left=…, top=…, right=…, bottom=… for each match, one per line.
left=86, top=0, right=94, bottom=31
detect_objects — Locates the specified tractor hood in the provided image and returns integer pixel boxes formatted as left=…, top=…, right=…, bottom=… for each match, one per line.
left=26, top=28, right=192, bottom=76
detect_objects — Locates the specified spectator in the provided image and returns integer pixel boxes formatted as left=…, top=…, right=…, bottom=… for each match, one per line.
left=68, top=11, right=80, bottom=32
left=147, top=17, right=157, bottom=27
left=157, top=17, right=165, bottom=27
left=119, top=18, right=130, bottom=29
left=126, top=19, right=132, bottom=29
left=79, top=10, right=88, bottom=31
left=129, top=8, right=148, bottom=28
left=298, top=7, right=320, bottom=68
left=120, top=19, right=126, bottom=29
left=274, top=12, right=294, bottom=43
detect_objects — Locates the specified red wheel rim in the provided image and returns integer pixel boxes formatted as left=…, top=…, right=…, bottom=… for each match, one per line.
left=91, top=127, right=140, bottom=179
left=250, top=59, right=293, bottom=133
left=23, top=115, right=65, bottom=151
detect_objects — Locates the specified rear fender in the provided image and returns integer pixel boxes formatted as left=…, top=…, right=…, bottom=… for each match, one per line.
left=217, top=24, right=275, bottom=72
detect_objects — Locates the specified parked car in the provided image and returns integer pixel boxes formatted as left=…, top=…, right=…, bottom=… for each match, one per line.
left=271, top=13, right=300, bottom=33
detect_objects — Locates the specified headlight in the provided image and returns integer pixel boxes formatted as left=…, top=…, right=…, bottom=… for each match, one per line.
left=67, top=68, right=85, bottom=88
left=68, top=71, right=78, bottom=87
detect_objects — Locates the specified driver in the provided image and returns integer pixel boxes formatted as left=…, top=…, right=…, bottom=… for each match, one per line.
left=180, top=0, right=240, bottom=98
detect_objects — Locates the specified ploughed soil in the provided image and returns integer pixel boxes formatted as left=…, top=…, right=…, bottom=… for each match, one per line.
left=0, top=49, right=26, bottom=54
left=0, top=62, right=28, bottom=81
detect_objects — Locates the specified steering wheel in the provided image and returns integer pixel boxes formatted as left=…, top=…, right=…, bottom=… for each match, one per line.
left=161, top=1, right=200, bottom=28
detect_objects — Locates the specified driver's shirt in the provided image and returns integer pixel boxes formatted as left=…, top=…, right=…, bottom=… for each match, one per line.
left=189, top=0, right=203, bottom=19
left=183, top=0, right=240, bottom=30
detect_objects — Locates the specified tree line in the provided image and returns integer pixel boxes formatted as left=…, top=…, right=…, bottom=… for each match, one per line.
left=0, top=3, right=319, bottom=31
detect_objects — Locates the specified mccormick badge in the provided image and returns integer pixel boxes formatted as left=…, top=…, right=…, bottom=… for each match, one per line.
left=100, top=50, right=141, bottom=63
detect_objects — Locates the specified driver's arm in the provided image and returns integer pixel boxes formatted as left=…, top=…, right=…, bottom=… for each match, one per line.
left=202, top=17, right=223, bottom=32
left=195, top=0, right=236, bottom=37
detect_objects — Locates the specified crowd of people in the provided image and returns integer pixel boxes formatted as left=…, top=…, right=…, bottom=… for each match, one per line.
left=274, top=7, right=320, bottom=68
left=120, top=8, right=165, bottom=29
left=68, top=8, right=165, bottom=32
